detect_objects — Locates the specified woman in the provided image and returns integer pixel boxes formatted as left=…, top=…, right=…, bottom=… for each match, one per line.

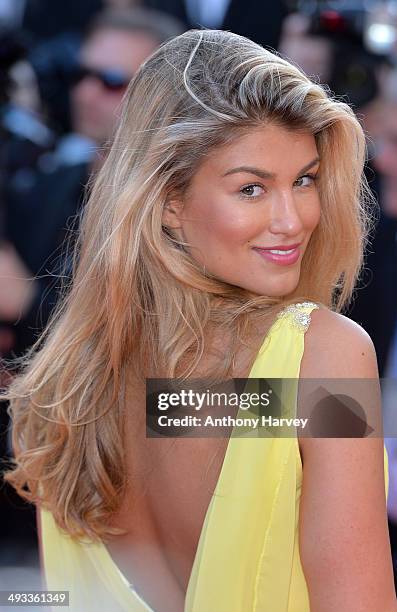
left=4, top=29, right=396, bottom=611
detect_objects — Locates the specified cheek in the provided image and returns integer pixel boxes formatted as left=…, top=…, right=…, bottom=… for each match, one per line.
left=303, top=196, right=321, bottom=232
left=104, top=93, right=124, bottom=116
left=72, top=82, right=94, bottom=106
left=375, top=150, right=397, bottom=175
left=185, top=196, right=258, bottom=247
left=209, top=208, right=260, bottom=245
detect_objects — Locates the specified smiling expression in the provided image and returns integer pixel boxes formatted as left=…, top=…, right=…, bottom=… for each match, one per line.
left=163, top=123, right=321, bottom=297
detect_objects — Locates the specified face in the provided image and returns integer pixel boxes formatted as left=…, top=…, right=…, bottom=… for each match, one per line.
left=163, top=123, right=321, bottom=298
left=70, top=27, right=158, bottom=144
left=279, top=14, right=333, bottom=84
left=373, top=105, right=397, bottom=217
left=279, top=34, right=333, bottom=84
left=374, top=108, right=397, bottom=178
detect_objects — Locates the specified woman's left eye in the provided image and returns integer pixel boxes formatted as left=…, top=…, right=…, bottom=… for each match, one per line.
left=294, top=174, right=317, bottom=187
left=239, top=184, right=264, bottom=198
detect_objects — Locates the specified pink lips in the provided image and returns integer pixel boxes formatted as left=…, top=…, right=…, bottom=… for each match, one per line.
left=252, top=244, right=301, bottom=266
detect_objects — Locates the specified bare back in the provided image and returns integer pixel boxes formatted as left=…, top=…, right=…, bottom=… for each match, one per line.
left=106, top=322, right=273, bottom=611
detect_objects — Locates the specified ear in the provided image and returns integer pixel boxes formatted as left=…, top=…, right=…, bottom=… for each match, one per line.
left=162, top=198, right=184, bottom=230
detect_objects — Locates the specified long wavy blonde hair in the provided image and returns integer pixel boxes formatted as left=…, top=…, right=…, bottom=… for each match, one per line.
left=3, top=29, right=374, bottom=540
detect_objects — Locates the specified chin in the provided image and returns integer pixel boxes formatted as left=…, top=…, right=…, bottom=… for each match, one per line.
left=73, top=119, right=102, bottom=144
left=249, top=276, right=300, bottom=298
left=218, top=270, right=301, bottom=298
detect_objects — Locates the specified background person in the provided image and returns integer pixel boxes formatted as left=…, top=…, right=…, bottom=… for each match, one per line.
left=144, top=0, right=288, bottom=50
left=4, top=6, right=184, bottom=356
left=0, top=4, right=183, bottom=581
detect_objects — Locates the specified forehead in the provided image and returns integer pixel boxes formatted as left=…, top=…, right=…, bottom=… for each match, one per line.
left=81, top=27, right=158, bottom=72
left=202, top=124, right=318, bottom=175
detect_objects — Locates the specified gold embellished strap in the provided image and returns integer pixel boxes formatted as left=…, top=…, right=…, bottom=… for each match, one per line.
left=276, top=301, right=319, bottom=333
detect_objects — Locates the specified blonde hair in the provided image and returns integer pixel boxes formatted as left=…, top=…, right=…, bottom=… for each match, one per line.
left=3, top=29, right=374, bottom=540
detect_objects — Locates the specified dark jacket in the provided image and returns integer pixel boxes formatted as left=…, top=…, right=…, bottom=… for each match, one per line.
left=347, top=212, right=397, bottom=377
left=144, top=0, right=288, bottom=50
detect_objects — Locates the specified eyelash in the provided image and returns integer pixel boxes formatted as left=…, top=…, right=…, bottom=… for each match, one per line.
left=239, top=173, right=319, bottom=199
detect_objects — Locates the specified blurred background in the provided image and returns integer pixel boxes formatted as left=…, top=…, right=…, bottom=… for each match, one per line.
left=0, top=0, right=397, bottom=597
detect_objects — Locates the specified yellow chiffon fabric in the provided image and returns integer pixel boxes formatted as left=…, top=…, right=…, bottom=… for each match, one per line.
left=39, top=302, right=389, bottom=611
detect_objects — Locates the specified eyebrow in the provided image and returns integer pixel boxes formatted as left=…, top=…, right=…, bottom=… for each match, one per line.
left=222, top=156, right=321, bottom=180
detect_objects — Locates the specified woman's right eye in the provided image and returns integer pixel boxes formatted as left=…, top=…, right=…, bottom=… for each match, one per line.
left=239, top=184, right=264, bottom=198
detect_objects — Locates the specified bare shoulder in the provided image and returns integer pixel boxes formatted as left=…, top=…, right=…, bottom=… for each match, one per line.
left=296, top=308, right=396, bottom=610
left=298, top=306, right=382, bottom=456
left=300, top=305, right=379, bottom=378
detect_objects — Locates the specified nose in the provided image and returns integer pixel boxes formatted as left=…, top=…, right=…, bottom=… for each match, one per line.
left=268, top=189, right=304, bottom=236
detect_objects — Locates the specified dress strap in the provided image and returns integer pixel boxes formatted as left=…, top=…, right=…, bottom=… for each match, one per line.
left=249, top=301, right=320, bottom=381
left=275, top=301, right=320, bottom=334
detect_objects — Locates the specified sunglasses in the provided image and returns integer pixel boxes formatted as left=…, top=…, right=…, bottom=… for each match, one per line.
left=68, top=64, right=132, bottom=92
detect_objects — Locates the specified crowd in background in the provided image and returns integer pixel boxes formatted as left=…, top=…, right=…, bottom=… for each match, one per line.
left=1, top=0, right=397, bottom=597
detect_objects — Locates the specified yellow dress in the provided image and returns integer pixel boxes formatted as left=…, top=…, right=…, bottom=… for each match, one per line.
left=39, top=302, right=389, bottom=611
